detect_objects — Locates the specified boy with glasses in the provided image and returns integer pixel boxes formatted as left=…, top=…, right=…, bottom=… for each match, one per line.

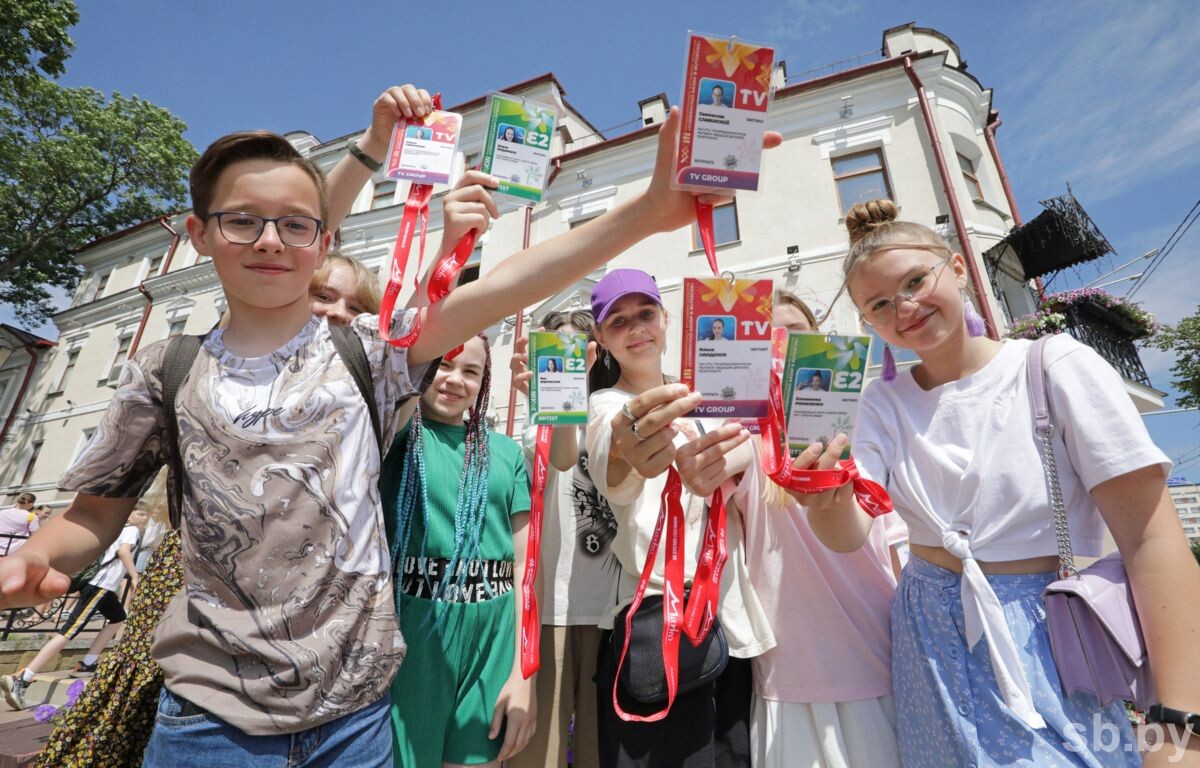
left=0, top=84, right=780, bottom=766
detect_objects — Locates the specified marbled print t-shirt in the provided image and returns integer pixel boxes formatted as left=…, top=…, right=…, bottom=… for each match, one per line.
left=59, top=311, right=430, bottom=735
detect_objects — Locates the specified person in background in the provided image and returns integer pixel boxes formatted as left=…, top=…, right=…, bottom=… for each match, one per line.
left=0, top=493, right=39, bottom=556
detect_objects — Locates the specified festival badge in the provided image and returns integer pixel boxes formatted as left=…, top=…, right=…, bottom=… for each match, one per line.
left=385, top=110, right=463, bottom=185
left=779, top=333, right=872, bottom=458
left=681, top=276, right=773, bottom=418
left=674, top=32, right=775, bottom=194
left=528, top=330, right=588, bottom=425
left=480, top=92, right=557, bottom=204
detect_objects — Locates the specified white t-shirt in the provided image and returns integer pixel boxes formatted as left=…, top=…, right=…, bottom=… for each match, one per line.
left=587, top=388, right=775, bottom=658
left=90, top=524, right=139, bottom=592
left=522, top=426, right=618, bottom=626
left=855, top=334, right=1170, bottom=726
left=0, top=507, right=38, bottom=555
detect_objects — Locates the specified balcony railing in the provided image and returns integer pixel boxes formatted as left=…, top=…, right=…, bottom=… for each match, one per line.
left=1062, top=302, right=1151, bottom=387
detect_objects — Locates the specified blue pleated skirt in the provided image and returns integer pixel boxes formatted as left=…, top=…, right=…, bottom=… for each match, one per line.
left=892, top=555, right=1141, bottom=767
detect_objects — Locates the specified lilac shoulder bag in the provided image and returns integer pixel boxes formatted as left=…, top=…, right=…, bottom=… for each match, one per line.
left=1027, top=335, right=1155, bottom=709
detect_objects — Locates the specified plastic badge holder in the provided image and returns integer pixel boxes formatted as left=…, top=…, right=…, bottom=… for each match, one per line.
left=681, top=276, right=774, bottom=418
left=385, top=110, right=463, bottom=186
left=480, top=92, right=558, bottom=206
left=672, top=30, right=776, bottom=196
left=528, top=330, right=588, bottom=425
left=779, top=331, right=872, bottom=459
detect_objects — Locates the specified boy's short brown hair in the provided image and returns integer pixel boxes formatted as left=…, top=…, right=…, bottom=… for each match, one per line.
left=190, top=131, right=329, bottom=224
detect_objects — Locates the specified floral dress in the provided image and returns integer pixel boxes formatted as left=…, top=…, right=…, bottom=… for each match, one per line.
left=36, top=531, right=183, bottom=768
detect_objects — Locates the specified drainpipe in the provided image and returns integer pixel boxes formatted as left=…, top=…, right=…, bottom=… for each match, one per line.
left=984, top=110, right=1046, bottom=300
left=129, top=216, right=183, bottom=356
left=505, top=159, right=563, bottom=437
left=903, top=56, right=1000, bottom=340
left=0, top=341, right=54, bottom=446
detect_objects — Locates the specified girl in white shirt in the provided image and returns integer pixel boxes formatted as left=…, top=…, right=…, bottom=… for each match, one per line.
left=586, top=268, right=774, bottom=768
left=796, top=200, right=1200, bottom=767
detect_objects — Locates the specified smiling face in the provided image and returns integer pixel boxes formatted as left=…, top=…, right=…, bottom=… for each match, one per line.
left=503, top=127, right=516, bottom=141
left=421, top=335, right=488, bottom=424
left=594, top=294, right=668, bottom=373
left=311, top=261, right=366, bottom=326
left=810, top=373, right=824, bottom=389
left=186, top=159, right=330, bottom=318
left=848, top=247, right=968, bottom=354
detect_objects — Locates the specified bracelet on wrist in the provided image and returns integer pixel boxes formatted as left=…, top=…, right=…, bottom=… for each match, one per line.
left=347, top=139, right=382, bottom=173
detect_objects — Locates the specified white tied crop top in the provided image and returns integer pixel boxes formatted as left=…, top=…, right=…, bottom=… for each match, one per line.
left=854, top=335, right=1170, bottom=727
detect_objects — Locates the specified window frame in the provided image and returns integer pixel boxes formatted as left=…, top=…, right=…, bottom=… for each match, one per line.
left=371, top=179, right=398, bottom=210
left=20, top=440, right=43, bottom=486
left=831, top=148, right=894, bottom=216
left=957, top=152, right=985, bottom=202
left=49, top=347, right=81, bottom=395
left=690, top=200, right=740, bottom=251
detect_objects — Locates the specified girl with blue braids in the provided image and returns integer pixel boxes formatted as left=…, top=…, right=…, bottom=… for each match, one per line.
left=382, top=333, right=535, bottom=768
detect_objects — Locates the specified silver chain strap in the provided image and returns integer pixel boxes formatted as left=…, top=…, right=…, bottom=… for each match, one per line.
left=1035, top=423, right=1076, bottom=578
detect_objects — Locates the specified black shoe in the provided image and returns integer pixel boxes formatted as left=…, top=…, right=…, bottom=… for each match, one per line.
left=69, top=661, right=97, bottom=678
left=0, top=672, right=29, bottom=710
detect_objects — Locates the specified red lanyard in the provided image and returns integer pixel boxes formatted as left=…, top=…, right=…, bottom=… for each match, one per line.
left=612, top=466, right=688, bottom=722
left=520, top=425, right=552, bottom=679
left=757, top=357, right=893, bottom=517
left=611, top=463, right=728, bottom=722
left=377, top=94, right=477, bottom=349
left=694, top=200, right=719, bottom=277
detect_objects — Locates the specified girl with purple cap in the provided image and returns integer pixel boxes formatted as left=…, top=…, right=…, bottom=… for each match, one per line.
left=585, top=267, right=775, bottom=768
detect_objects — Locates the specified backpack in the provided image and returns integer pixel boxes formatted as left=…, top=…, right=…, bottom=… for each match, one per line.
left=159, top=324, right=383, bottom=529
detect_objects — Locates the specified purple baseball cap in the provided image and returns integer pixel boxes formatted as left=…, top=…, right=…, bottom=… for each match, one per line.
left=590, top=269, right=662, bottom=324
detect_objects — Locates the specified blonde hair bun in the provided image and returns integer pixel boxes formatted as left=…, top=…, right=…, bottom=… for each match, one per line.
left=845, top=199, right=899, bottom=245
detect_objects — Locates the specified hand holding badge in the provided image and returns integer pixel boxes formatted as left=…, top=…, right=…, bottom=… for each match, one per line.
left=674, top=32, right=776, bottom=276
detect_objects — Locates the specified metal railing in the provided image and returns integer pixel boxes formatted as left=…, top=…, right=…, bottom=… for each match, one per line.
left=0, top=533, right=130, bottom=640
left=1063, top=303, right=1153, bottom=387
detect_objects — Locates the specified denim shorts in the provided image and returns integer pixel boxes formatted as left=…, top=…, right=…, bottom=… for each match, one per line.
left=141, top=687, right=392, bottom=768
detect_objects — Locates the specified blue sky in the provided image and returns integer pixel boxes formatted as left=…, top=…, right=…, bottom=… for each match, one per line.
left=4, top=0, right=1198, bottom=475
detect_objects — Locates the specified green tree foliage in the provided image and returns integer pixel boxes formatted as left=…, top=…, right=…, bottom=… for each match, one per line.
left=1193, top=541, right=1200, bottom=567
left=1148, top=307, right=1200, bottom=410
left=0, top=0, right=196, bottom=323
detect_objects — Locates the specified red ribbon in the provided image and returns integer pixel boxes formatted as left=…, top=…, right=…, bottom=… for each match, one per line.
left=613, top=466, right=688, bottom=722
left=694, top=199, right=719, bottom=277
left=682, top=485, right=726, bottom=644
left=377, top=93, right=478, bottom=349
left=757, top=358, right=893, bottom=517
left=520, top=425, right=552, bottom=679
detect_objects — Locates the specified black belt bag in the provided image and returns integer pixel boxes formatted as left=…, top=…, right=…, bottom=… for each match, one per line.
left=610, top=589, right=729, bottom=705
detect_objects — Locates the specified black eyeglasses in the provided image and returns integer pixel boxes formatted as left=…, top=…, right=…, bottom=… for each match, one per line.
left=208, top=212, right=323, bottom=248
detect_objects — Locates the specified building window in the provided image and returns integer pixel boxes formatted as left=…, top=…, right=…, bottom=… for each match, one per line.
left=104, top=335, right=133, bottom=385
left=690, top=201, right=740, bottom=250
left=372, top=180, right=397, bottom=210
left=167, top=319, right=188, bottom=338
left=149, top=252, right=165, bottom=276
left=459, top=244, right=483, bottom=286
left=94, top=270, right=111, bottom=300
left=464, top=152, right=481, bottom=171
left=832, top=149, right=893, bottom=215
left=72, top=428, right=95, bottom=464
left=51, top=348, right=80, bottom=394
left=569, top=216, right=599, bottom=230
left=20, top=441, right=42, bottom=486
left=957, top=153, right=984, bottom=201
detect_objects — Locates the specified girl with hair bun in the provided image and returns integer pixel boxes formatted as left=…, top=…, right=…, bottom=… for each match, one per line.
left=791, top=200, right=1200, bottom=766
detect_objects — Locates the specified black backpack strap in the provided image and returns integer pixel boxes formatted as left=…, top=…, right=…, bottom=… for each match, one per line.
left=329, top=324, right=383, bottom=457
left=162, top=335, right=204, bottom=530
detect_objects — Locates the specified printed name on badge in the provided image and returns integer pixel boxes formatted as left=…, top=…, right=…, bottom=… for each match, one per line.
left=681, top=277, right=773, bottom=418
left=674, top=32, right=775, bottom=193
left=480, top=92, right=557, bottom=205
left=780, top=332, right=872, bottom=459
left=528, top=330, right=588, bottom=425
left=385, top=110, right=463, bottom=185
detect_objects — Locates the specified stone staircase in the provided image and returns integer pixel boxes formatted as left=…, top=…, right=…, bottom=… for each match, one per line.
left=0, top=670, right=83, bottom=767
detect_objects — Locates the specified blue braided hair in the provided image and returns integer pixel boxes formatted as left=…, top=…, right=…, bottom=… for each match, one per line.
left=391, top=335, right=493, bottom=610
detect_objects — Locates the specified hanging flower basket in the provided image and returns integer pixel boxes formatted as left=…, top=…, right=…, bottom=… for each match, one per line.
left=1007, top=288, right=1158, bottom=341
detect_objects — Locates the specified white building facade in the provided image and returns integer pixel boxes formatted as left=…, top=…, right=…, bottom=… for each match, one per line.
left=0, top=24, right=1164, bottom=506
left=1168, top=479, right=1200, bottom=543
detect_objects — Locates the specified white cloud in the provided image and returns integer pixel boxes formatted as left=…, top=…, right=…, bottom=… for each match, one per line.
left=764, top=0, right=866, bottom=42
left=998, top=1, right=1200, bottom=201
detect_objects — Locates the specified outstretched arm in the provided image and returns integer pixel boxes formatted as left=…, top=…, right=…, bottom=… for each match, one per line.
left=409, top=108, right=783, bottom=364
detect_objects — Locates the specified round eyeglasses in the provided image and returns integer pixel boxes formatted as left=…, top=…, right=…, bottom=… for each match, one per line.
left=209, top=212, right=323, bottom=248
left=861, top=256, right=952, bottom=327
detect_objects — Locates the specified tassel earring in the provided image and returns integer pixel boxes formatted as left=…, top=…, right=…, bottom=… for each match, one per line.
left=962, top=290, right=986, bottom=338
left=882, top=344, right=897, bottom=382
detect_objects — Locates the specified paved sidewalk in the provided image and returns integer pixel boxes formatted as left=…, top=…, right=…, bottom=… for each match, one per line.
left=0, top=671, right=81, bottom=767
